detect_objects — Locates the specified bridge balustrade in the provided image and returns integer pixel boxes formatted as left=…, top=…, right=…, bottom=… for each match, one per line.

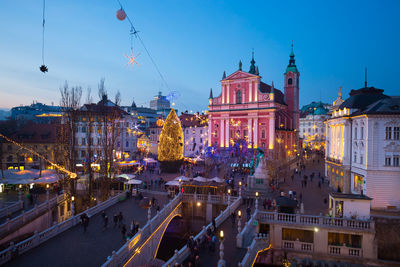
left=0, top=191, right=127, bottom=265
left=0, top=201, right=23, bottom=219
left=238, top=234, right=270, bottom=267
left=0, top=194, right=67, bottom=237
left=182, top=193, right=237, bottom=205
left=103, top=193, right=183, bottom=267
left=162, top=196, right=242, bottom=267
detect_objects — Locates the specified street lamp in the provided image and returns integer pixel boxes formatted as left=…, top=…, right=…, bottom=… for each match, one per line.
left=227, top=189, right=231, bottom=204
left=237, top=210, right=242, bottom=233
left=18, top=184, right=22, bottom=202
left=238, top=181, right=242, bottom=197
left=255, top=192, right=259, bottom=210
left=218, top=230, right=225, bottom=266
left=178, top=178, right=182, bottom=193
left=46, top=184, right=50, bottom=201
left=71, top=196, right=75, bottom=216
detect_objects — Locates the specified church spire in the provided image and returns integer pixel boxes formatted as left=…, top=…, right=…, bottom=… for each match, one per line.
left=249, top=50, right=256, bottom=74
left=222, top=71, right=226, bottom=80
left=209, top=88, right=213, bottom=99
left=238, top=60, right=242, bottom=71
left=285, top=41, right=298, bottom=74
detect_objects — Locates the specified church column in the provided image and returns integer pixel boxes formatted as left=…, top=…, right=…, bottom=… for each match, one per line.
left=254, top=82, right=258, bottom=102
left=222, top=85, right=225, bottom=104
left=269, top=114, right=275, bottom=150
left=249, top=82, right=253, bottom=103
left=226, top=85, right=230, bottom=104
left=208, top=118, right=212, bottom=146
left=225, top=119, right=230, bottom=148
left=220, top=119, right=225, bottom=147
left=254, top=118, right=258, bottom=148
left=248, top=118, right=253, bottom=148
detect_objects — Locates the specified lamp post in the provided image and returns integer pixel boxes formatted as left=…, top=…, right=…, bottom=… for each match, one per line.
left=46, top=184, right=50, bottom=201
left=255, top=192, right=259, bottom=211
left=218, top=230, right=225, bottom=266
left=71, top=196, right=75, bottom=216
left=238, top=181, right=242, bottom=197
left=178, top=178, right=182, bottom=193
left=237, top=210, right=242, bottom=233
left=227, top=189, right=231, bottom=205
left=18, top=184, right=22, bottom=202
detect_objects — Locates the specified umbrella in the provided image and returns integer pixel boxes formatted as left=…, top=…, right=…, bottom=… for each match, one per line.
left=193, top=176, right=209, bottom=182
left=125, top=179, right=142, bottom=185
left=174, top=176, right=190, bottom=182
left=116, top=174, right=135, bottom=180
left=211, top=177, right=224, bottom=183
left=166, top=180, right=180, bottom=186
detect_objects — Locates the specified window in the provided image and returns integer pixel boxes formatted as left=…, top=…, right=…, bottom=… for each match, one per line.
left=236, top=90, right=242, bottom=104
left=244, top=130, right=247, bottom=137
left=302, top=128, right=305, bottom=133
left=214, top=130, right=218, bottom=137
left=81, top=138, right=86, bottom=145
left=385, top=156, right=391, bottom=166
left=394, top=127, right=400, bottom=140
left=393, top=155, right=400, bottom=167
left=354, top=127, right=358, bottom=139
left=81, top=150, right=86, bottom=158
left=126, top=141, right=129, bottom=147
left=82, top=127, right=86, bottom=133
left=308, top=122, right=311, bottom=126
left=262, top=142, right=265, bottom=148
left=385, top=127, right=392, bottom=140
left=200, top=130, right=203, bottom=134
left=308, top=128, right=311, bottom=133
left=261, top=130, right=266, bottom=139
left=354, top=152, right=357, bottom=163
left=316, top=128, right=318, bottom=133
left=360, top=127, right=364, bottom=139
left=200, top=138, right=202, bottom=143
left=186, top=130, right=188, bottom=134
left=353, top=174, right=363, bottom=193
left=288, top=78, right=293, bottom=85
left=230, top=130, right=233, bottom=138
left=360, top=155, right=363, bottom=164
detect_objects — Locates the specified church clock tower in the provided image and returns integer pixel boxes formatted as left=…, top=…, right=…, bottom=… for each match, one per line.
left=284, top=43, right=300, bottom=130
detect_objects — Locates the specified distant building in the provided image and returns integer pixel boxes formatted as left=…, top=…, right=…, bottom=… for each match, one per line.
left=0, top=123, right=60, bottom=170
left=11, top=102, right=63, bottom=123
left=150, top=91, right=176, bottom=118
left=299, top=102, right=330, bottom=150
left=123, top=100, right=158, bottom=132
left=325, top=85, right=400, bottom=209
left=179, top=113, right=208, bottom=157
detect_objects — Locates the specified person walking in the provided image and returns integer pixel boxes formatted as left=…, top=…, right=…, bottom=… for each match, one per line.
left=121, top=224, right=127, bottom=241
left=246, top=206, right=251, bottom=221
left=103, top=215, right=108, bottom=231
left=231, top=212, right=236, bottom=227
left=113, top=214, right=118, bottom=228
left=118, top=211, right=123, bottom=227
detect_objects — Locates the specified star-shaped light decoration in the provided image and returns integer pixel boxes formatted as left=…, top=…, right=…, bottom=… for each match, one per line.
left=124, top=51, right=140, bottom=67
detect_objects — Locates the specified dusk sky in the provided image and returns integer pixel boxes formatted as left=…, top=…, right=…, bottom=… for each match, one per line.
left=1, top=0, right=399, bottom=112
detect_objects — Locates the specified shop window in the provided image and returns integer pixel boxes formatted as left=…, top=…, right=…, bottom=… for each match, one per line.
left=328, top=232, right=362, bottom=248
left=353, top=174, right=363, bottom=193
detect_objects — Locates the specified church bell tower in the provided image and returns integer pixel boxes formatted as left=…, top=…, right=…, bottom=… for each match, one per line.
left=284, top=43, right=300, bottom=130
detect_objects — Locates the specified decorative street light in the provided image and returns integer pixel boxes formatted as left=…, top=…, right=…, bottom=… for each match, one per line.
left=218, top=230, right=225, bottom=266
left=46, top=184, right=50, bottom=201
left=238, top=181, right=242, bottom=197
left=18, top=184, right=22, bottom=202
left=237, top=210, right=242, bottom=233
left=255, top=192, right=259, bottom=210
left=71, top=196, right=75, bottom=216
left=178, top=178, right=182, bottom=193
left=227, top=189, right=231, bottom=205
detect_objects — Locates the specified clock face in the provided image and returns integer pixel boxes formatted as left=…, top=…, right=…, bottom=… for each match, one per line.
left=263, top=94, right=270, bottom=101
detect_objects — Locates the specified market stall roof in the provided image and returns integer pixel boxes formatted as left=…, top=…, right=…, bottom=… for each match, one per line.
left=193, top=176, right=209, bottom=182
left=211, top=177, right=224, bottom=183
left=116, top=161, right=140, bottom=166
left=124, top=179, right=143, bottom=185
left=2, top=169, right=60, bottom=184
left=174, top=176, right=191, bottom=182
left=166, top=180, right=180, bottom=186
left=116, top=174, right=136, bottom=180
left=143, top=158, right=157, bottom=163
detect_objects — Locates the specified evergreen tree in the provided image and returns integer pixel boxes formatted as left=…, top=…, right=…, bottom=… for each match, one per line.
left=158, top=108, right=183, bottom=162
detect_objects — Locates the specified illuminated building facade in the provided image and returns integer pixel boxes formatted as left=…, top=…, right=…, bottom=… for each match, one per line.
left=325, top=86, right=400, bottom=209
left=299, top=102, right=330, bottom=150
left=11, top=102, right=63, bottom=123
left=208, top=49, right=299, bottom=157
left=180, top=112, right=208, bottom=157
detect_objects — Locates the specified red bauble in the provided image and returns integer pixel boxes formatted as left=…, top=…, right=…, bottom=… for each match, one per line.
left=116, top=9, right=126, bottom=21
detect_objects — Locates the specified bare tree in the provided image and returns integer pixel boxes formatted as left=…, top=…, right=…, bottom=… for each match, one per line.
left=86, top=87, right=93, bottom=104
left=58, top=81, right=82, bottom=196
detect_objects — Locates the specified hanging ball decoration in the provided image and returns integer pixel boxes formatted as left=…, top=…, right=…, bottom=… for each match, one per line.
left=116, top=9, right=126, bottom=21
left=39, top=65, right=48, bottom=73
left=156, top=119, right=164, bottom=127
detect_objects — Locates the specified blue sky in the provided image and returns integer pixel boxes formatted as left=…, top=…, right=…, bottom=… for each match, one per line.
left=0, top=0, right=399, bottom=112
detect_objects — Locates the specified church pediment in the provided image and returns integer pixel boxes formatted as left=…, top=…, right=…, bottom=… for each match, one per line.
left=224, top=71, right=258, bottom=81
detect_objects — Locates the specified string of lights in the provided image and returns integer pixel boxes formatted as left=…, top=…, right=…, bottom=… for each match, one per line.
left=0, top=132, right=77, bottom=179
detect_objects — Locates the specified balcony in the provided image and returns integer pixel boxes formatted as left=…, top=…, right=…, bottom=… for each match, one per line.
left=282, top=240, right=314, bottom=252
left=328, top=245, right=362, bottom=257
left=326, top=156, right=342, bottom=164
left=257, top=211, right=374, bottom=231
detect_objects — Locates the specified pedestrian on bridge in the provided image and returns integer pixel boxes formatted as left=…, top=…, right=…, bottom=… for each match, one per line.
left=118, top=211, right=124, bottom=227
left=113, top=214, right=118, bottom=228
left=103, top=215, right=108, bottom=231
left=121, top=224, right=127, bottom=241
left=246, top=206, right=251, bottom=221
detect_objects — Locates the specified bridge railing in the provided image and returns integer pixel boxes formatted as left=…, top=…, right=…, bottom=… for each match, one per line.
left=256, top=211, right=374, bottom=231
left=183, top=193, right=238, bottom=205
left=239, top=234, right=270, bottom=267
left=162, top=196, right=242, bottom=267
left=0, top=191, right=127, bottom=266
left=0, top=201, right=23, bottom=219
left=0, top=194, right=67, bottom=237
left=237, top=209, right=258, bottom=248
left=102, top=193, right=183, bottom=267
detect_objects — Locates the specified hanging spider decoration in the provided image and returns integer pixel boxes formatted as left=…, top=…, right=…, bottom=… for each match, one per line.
left=40, top=65, right=48, bottom=73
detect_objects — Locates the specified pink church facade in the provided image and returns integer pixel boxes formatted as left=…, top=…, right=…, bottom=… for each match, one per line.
left=208, top=49, right=300, bottom=158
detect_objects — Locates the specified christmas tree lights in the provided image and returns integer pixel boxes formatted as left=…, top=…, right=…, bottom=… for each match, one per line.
left=158, top=109, right=183, bottom=172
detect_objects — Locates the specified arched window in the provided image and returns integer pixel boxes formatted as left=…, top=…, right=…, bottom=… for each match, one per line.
left=236, top=90, right=242, bottom=104
left=261, top=130, right=266, bottom=139
left=288, top=78, right=293, bottom=85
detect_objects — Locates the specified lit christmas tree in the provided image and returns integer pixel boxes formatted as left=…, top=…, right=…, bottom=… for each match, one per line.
left=158, top=108, right=183, bottom=172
